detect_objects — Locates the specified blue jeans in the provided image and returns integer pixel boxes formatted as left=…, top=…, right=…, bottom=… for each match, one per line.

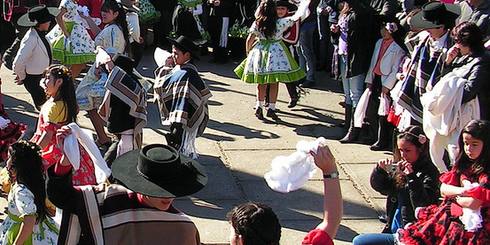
left=339, top=55, right=365, bottom=107
left=297, top=26, right=316, bottom=81
left=352, top=233, right=396, bottom=245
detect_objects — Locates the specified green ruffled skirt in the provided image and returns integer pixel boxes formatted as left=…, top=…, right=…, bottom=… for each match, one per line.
left=234, top=39, right=305, bottom=84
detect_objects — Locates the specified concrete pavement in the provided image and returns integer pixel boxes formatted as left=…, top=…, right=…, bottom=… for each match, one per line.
left=0, top=51, right=393, bottom=244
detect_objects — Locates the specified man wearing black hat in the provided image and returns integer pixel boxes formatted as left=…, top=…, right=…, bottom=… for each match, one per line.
left=48, top=142, right=206, bottom=244
left=397, top=1, right=461, bottom=125
left=154, top=35, right=212, bottom=159
left=12, top=4, right=58, bottom=110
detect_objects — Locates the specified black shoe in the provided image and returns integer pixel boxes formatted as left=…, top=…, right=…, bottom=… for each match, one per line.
left=266, top=109, right=279, bottom=120
left=255, top=107, right=264, bottom=120
left=287, top=98, right=298, bottom=108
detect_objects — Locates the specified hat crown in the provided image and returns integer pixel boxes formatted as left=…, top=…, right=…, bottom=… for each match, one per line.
left=28, top=5, right=50, bottom=22
left=422, top=2, right=446, bottom=23
left=136, top=145, right=195, bottom=184
left=146, top=147, right=178, bottom=162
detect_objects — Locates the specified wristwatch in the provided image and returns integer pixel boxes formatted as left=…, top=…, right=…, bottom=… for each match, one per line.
left=323, top=171, right=339, bottom=179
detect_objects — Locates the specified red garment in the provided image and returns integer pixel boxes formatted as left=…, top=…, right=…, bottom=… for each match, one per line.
left=32, top=109, right=97, bottom=186
left=282, top=14, right=300, bottom=45
left=398, top=168, right=490, bottom=245
left=302, top=229, right=334, bottom=245
left=0, top=84, right=26, bottom=162
left=77, top=0, right=105, bottom=38
left=373, top=38, right=394, bottom=76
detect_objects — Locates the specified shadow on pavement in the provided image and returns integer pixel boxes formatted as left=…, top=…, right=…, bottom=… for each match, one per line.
left=3, top=94, right=38, bottom=135
left=175, top=154, right=379, bottom=242
left=207, top=119, right=280, bottom=140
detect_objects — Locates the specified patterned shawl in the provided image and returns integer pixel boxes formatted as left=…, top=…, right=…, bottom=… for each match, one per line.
left=154, top=63, right=212, bottom=158
left=99, top=66, right=147, bottom=148
left=397, top=34, right=451, bottom=123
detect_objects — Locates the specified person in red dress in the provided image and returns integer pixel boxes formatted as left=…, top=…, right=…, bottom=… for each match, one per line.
left=398, top=120, right=490, bottom=245
left=31, top=65, right=97, bottom=186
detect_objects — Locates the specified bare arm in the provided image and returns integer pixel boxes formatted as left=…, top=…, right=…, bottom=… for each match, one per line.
left=311, top=145, right=342, bottom=238
left=440, top=183, right=465, bottom=197
left=457, top=196, right=483, bottom=209
left=14, top=215, right=36, bottom=245
left=32, top=129, right=54, bottom=149
left=81, top=13, right=102, bottom=36
left=245, top=33, right=256, bottom=54
left=56, top=7, right=70, bottom=37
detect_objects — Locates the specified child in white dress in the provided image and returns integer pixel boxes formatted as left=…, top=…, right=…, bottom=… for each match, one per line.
left=0, top=141, right=59, bottom=245
left=48, top=0, right=96, bottom=78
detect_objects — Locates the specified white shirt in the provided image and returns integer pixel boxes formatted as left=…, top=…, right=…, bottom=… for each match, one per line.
left=126, top=12, right=141, bottom=43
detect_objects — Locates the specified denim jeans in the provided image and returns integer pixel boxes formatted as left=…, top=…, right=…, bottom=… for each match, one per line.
left=352, top=233, right=396, bottom=245
left=339, top=55, right=365, bottom=107
left=297, top=26, right=316, bottom=81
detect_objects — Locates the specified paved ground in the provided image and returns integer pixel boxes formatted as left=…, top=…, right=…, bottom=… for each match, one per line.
left=0, top=51, right=395, bottom=244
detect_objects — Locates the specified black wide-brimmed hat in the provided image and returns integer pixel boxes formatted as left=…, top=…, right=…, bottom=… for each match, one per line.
left=410, top=1, right=460, bottom=30
left=168, top=35, right=200, bottom=60
left=276, top=0, right=297, bottom=11
left=112, top=144, right=207, bottom=198
left=17, top=5, right=59, bottom=27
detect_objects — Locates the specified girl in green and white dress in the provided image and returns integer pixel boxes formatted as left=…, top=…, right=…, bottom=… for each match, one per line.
left=0, top=141, right=59, bottom=245
left=234, top=0, right=309, bottom=121
left=47, top=0, right=96, bottom=79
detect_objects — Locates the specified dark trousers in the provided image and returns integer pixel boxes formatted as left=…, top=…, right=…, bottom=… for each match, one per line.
left=24, top=74, right=47, bottom=110
left=130, top=41, right=144, bottom=66
left=207, top=15, right=228, bottom=61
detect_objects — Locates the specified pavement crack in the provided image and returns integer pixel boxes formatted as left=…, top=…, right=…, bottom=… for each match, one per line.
left=216, top=141, right=248, bottom=201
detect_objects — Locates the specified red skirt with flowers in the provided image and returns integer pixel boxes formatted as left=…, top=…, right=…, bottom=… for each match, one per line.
left=398, top=170, right=490, bottom=245
left=32, top=118, right=96, bottom=186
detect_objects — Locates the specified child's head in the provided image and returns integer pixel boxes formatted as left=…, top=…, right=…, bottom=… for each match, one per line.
left=7, top=140, right=47, bottom=222
left=257, top=0, right=277, bottom=38
left=380, top=22, right=396, bottom=40
left=227, top=202, right=281, bottom=245
left=43, top=65, right=78, bottom=123
left=456, top=120, right=490, bottom=174
left=396, top=126, right=429, bottom=164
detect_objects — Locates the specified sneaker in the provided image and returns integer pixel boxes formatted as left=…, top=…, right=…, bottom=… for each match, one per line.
left=266, top=109, right=279, bottom=120
left=255, top=107, right=264, bottom=120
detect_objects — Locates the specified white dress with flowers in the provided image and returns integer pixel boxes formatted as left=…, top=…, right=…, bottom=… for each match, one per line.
left=234, top=17, right=305, bottom=84
left=47, top=0, right=96, bottom=64
left=0, top=184, right=59, bottom=245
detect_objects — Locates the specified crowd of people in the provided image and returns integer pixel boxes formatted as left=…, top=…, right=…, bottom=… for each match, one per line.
left=0, top=0, right=489, bottom=244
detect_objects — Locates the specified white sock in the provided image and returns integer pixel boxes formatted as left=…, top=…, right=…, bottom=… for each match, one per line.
left=269, top=103, right=276, bottom=110
left=256, top=101, right=265, bottom=108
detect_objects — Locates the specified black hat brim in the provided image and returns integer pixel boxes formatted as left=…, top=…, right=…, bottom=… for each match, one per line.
left=111, top=149, right=208, bottom=198
left=17, top=7, right=59, bottom=27
left=168, top=37, right=200, bottom=60
left=410, top=4, right=461, bottom=30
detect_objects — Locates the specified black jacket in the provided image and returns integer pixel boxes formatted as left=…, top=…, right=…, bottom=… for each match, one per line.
left=370, top=156, right=441, bottom=233
left=442, top=50, right=490, bottom=120
left=207, top=0, right=236, bottom=18
left=342, top=4, right=375, bottom=78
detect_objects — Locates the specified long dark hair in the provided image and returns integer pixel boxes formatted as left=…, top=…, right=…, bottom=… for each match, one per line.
left=9, top=141, right=47, bottom=223
left=46, top=65, right=78, bottom=123
left=394, top=126, right=429, bottom=188
left=102, top=0, right=130, bottom=53
left=227, top=202, right=281, bottom=245
left=455, top=120, right=490, bottom=176
left=256, top=0, right=277, bottom=39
